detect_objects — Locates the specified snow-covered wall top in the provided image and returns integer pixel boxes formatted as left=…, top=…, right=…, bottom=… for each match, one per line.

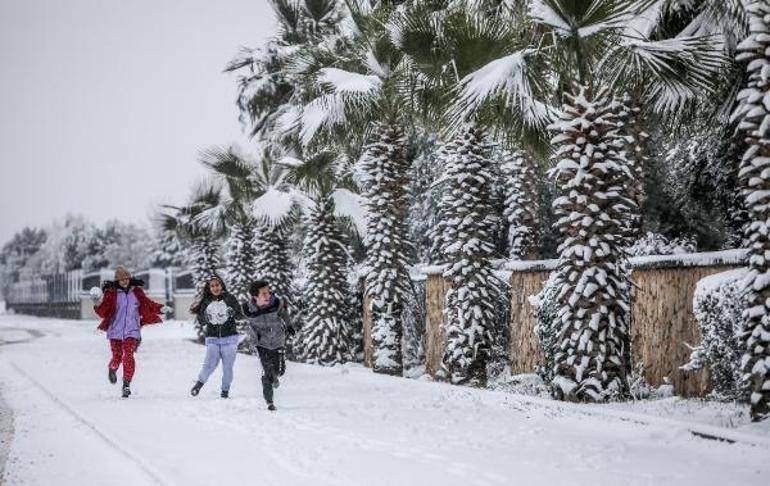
left=414, top=249, right=748, bottom=277
left=628, top=249, right=748, bottom=270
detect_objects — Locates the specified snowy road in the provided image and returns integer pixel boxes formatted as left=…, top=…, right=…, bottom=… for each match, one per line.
left=0, top=315, right=767, bottom=486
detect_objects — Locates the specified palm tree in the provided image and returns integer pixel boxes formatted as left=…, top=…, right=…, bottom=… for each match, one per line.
left=731, top=0, right=770, bottom=422
left=201, top=145, right=301, bottom=355
left=162, top=182, right=226, bottom=289
left=199, top=146, right=260, bottom=302
left=293, top=1, right=417, bottom=376
left=250, top=152, right=296, bottom=303
left=161, top=182, right=226, bottom=342
left=438, top=0, right=725, bottom=400
left=376, top=1, right=539, bottom=385
left=226, top=0, right=344, bottom=139
left=280, top=150, right=363, bottom=365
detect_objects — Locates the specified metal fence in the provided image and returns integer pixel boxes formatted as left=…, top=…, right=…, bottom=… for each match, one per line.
left=5, top=267, right=196, bottom=319
left=6, top=270, right=84, bottom=318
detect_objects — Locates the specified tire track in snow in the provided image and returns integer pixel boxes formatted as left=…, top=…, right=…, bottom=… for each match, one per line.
left=10, top=362, right=171, bottom=486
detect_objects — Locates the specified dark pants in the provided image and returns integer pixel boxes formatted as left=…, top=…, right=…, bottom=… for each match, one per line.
left=256, top=347, right=282, bottom=404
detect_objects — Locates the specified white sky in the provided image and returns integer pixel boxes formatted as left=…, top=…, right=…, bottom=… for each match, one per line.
left=0, top=0, right=275, bottom=245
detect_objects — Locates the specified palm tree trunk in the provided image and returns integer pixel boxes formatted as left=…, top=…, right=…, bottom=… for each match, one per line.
left=548, top=86, right=636, bottom=402
left=439, top=124, right=500, bottom=387
left=501, top=149, right=541, bottom=260
left=359, top=122, right=411, bottom=376
left=224, top=219, right=257, bottom=302
left=733, top=0, right=770, bottom=422
left=253, top=220, right=293, bottom=301
left=301, top=197, right=350, bottom=366
left=190, top=235, right=221, bottom=343
left=612, top=92, right=647, bottom=240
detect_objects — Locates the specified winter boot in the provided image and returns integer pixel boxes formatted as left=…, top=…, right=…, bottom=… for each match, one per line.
left=108, top=368, right=117, bottom=385
left=121, top=380, right=131, bottom=398
left=267, top=403, right=276, bottom=412
left=221, top=390, right=229, bottom=399
left=191, top=381, right=203, bottom=397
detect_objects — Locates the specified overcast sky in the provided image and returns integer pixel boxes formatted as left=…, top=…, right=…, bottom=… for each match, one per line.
left=0, top=0, right=275, bottom=245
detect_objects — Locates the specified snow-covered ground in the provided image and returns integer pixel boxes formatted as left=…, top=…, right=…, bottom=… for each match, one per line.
left=0, top=315, right=767, bottom=486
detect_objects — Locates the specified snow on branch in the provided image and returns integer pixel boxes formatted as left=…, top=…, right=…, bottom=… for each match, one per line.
left=450, top=50, right=551, bottom=129
left=299, top=94, right=347, bottom=146
left=251, top=186, right=295, bottom=227
left=319, top=67, right=383, bottom=95
left=601, top=34, right=726, bottom=115
left=529, top=0, right=636, bottom=38
left=500, top=249, right=748, bottom=273
left=332, top=188, right=367, bottom=237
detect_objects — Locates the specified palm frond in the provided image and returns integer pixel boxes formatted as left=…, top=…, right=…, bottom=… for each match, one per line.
left=251, top=186, right=296, bottom=227
left=282, top=150, right=344, bottom=199
left=199, top=146, right=258, bottom=206
left=331, top=187, right=367, bottom=237
left=319, top=67, right=383, bottom=96
left=529, top=0, right=650, bottom=38
left=299, top=94, right=349, bottom=146
left=599, top=33, right=728, bottom=115
left=447, top=49, right=553, bottom=133
left=270, top=0, right=302, bottom=35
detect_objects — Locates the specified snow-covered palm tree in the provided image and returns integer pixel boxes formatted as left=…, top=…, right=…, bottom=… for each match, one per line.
left=295, top=1, right=416, bottom=376
left=162, top=182, right=226, bottom=289
left=437, top=124, right=501, bottom=386
left=250, top=153, right=296, bottom=303
left=383, top=1, right=540, bottom=384
left=199, top=146, right=260, bottom=302
left=279, top=151, right=364, bottom=366
left=226, top=0, right=344, bottom=138
left=731, top=0, right=770, bottom=422
left=441, top=0, right=725, bottom=400
left=161, top=183, right=226, bottom=342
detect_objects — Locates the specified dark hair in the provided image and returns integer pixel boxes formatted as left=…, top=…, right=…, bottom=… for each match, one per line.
left=190, top=275, right=228, bottom=313
left=205, top=275, right=228, bottom=295
left=248, top=280, right=269, bottom=296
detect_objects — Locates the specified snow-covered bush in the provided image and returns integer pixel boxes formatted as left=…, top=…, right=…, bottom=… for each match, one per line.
left=682, top=268, right=747, bottom=400
left=529, top=272, right=560, bottom=384
left=500, top=149, right=541, bottom=260
left=628, top=362, right=653, bottom=400
left=403, top=277, right=426, bottom=375
left=487, top=371, right=550, bottom=398
left=346, top=271, right=365, bottom=364
left=488, top=270, right=513, bottom=382
left=628, top=232, right=697, bottom=257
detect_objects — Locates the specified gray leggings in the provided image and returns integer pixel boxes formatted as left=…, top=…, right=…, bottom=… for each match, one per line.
left=197, top=341, right=238, bottom=391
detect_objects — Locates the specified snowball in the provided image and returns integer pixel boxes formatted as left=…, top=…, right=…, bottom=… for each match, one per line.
left=89, top=286, right=103, bottom=302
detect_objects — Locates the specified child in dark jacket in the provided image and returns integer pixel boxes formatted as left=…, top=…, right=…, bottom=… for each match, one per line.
left=92, top=266, right=164, bottom=398
left=242, top=280, right=292, bottom=411
left=190, top=276, right=244, bottom=398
